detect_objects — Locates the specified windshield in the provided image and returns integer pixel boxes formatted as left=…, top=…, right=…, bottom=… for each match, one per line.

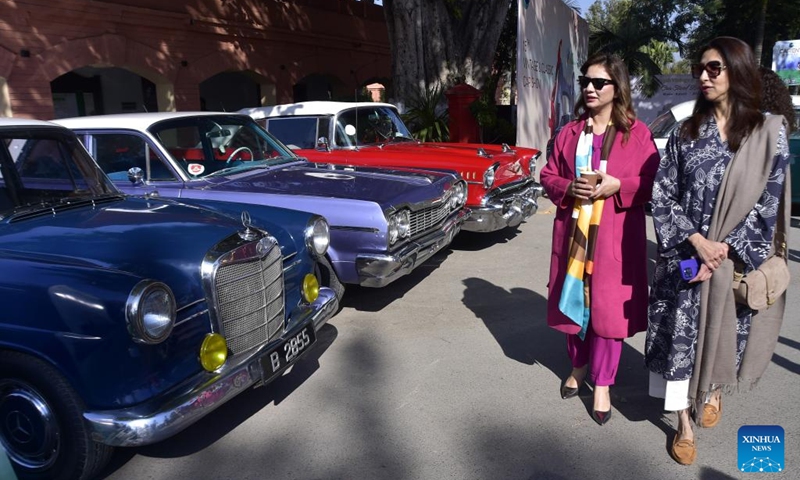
left=0, top=127, right=119, bottom=219
left=149, top=115, right=299, bottom=178
left=648, top=110, right=679, bottom=139
left=335, top=106, right=414, bottom=147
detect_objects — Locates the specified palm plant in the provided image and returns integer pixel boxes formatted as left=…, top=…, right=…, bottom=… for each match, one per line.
left=401, top=83, right=449, bottom=142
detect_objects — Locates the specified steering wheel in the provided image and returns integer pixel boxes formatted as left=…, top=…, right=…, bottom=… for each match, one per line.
left=225, top=146, right=254, bottom=164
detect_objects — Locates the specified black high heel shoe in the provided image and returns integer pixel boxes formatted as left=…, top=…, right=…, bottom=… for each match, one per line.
left=591, top=409, right=612, bottom=425
left=560, top=368, right=587, bottom=399
left=561, top=380, right=583, bottom=400
left=560, top=379, right=583, bottom=399
left=591, top=387, right=612, bottom=425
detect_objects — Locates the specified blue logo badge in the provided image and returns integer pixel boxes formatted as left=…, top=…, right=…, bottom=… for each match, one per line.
left=738, top=425, right=784, bottom=473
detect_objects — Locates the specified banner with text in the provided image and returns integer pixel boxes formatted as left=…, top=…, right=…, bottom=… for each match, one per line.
left=773, top=40, right=800, bottom=86
left=516, top=0, right=588, bottom=178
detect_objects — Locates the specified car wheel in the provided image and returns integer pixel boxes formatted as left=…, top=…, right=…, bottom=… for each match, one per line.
left=315, top=255, right=345, bottom=303
left=0, top=351, right=113, bottom=480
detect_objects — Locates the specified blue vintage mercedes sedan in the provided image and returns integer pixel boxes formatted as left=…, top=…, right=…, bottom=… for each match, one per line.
left=0, top=119, right=338, bottom=480
left=54, top=112, right=469, bottom=300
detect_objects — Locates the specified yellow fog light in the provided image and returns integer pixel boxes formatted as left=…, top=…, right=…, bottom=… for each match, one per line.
left=199, top=333, right=228, bottom=372
left=302, top=273, right=320, bottom=303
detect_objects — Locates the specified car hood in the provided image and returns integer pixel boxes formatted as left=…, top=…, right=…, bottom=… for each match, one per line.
left=199, top=162, right=452, bottom=207
left=0, top=196, right=255, bottom=305
left=314, top=142, right=537, bottom=186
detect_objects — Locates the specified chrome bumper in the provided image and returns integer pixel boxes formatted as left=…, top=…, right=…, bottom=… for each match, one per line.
left=84, top=287, right=338, bottom=447
left=462, top=181, right=543, bottom=233
left=356, top=208, right=469, bottom=287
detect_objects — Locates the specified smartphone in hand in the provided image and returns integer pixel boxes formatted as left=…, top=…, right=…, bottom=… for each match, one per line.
left=679, top=257, right=699, bottom=281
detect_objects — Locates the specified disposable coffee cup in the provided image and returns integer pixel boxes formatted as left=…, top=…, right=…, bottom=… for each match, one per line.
left=581, top=171, right=601, bottom=188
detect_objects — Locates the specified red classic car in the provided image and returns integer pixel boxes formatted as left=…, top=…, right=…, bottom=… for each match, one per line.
left=240, top=101, right=544, bottom=233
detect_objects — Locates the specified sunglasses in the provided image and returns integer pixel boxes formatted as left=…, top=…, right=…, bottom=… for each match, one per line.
left=578, top=76, right=616, bottom=90
left=691, top=61, right=727, bottom=79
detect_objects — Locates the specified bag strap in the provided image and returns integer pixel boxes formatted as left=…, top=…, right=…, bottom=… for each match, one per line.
left=774, top=166, right=790, bottom=259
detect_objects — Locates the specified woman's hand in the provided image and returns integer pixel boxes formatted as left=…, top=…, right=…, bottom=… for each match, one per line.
left=567, top=176, right=594, bottom=200
left=590, top=170, right=621, bottom=199
left=689, top=234, right=729, bottom=271
left=688, top=263, right=713, bottom=283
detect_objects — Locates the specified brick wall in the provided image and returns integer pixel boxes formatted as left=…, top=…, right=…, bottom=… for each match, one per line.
left=0, top=0, right=390, bottom=118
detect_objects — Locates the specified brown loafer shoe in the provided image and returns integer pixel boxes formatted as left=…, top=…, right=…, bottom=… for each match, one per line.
left=671, top=434, right=697, bottom=465
left=700, top=396, right=722, bottom=428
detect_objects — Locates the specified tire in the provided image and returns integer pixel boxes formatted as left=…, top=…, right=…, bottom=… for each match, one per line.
left=315, top=255, right=345, bottom=303
left=0, top=351, right=113, bottom=480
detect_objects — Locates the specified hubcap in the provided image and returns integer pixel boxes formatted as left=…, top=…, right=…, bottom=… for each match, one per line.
left=0, top=379, right=60, bottom=470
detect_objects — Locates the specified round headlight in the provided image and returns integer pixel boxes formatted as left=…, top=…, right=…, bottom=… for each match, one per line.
left=457, top=182, right=467, bottom=206
left=199, top=333, right=228, bottom=372
left=483, top=166, right=496, bottom=189
left=397, top=210, right=411, bottom=237
left=302, top=273, right=320, bottom=303
left=305, top=217, right=330, bottom=256
left=126, top=280, right=176, bottom=344
left=388, top=215, right=400, bottom=245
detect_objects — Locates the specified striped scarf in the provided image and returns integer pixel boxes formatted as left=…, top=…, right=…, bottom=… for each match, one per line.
left=558, top=120, right=615, bottom=339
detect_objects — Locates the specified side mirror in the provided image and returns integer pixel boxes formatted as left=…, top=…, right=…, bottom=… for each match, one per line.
left=316, top=136, right=331, bottom=152
left=127, top=166, right=144, bottom=185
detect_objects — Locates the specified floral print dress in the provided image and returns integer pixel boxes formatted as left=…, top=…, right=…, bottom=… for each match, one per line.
left=644, top=116, right=789, bottom=381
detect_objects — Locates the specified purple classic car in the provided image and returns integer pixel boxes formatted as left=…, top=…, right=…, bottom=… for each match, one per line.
left=54, top=113, right=468, bottom=298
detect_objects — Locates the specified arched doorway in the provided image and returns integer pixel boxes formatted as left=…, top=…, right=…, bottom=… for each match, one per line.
left=293, top=74, right=349, bottom=102
left=50, top=66, right=164, bottom=118
left=199, top=71, right=269, bottom=112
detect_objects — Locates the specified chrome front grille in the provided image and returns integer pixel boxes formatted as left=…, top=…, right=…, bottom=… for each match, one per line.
left=409, top=202, right=451, bottom=237
left=213, top=238, right=285, bottom=356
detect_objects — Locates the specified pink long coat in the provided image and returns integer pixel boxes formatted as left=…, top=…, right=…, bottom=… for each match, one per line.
left=540, top=118, right=659, bottom=339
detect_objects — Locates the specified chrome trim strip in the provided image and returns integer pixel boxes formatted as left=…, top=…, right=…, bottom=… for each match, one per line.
left=282, top=258, right=302, bottom=272
left=173, top=308, right=208, bottom=327
left=330, top=225, right=380, bottom=234
left=177, top=298, right=205, bottom=313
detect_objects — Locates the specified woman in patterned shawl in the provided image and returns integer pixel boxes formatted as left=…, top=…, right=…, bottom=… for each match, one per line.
left=645, top=37, right=790, bottom=465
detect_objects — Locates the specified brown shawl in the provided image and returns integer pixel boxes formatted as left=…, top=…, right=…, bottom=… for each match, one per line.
left=690, top=114, right=790, bottom=414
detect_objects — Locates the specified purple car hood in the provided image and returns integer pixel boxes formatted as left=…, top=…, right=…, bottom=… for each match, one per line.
left=197, top=162, right=451, bottom=207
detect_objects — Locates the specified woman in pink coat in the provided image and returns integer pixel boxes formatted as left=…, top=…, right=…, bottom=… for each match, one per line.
left=540, top=52, right=659, bottom=425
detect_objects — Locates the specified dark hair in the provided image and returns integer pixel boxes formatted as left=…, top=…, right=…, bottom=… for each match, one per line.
left=759, top=66, right=795, bottom=133
left=573, top=52, right=636, bottom=142
left=682, top=37, right=763, bottom=151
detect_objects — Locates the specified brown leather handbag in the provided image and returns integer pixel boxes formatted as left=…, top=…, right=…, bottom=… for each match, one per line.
left=732, top=181, right=791, bottom=311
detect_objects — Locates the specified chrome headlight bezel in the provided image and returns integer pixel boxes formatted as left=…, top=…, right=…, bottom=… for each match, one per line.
left=387, top=209, right=411, bottom=245
left=126, top=280, right=176, bottom=345
left=388, top=214, right=400, bottom=245
left=397, top=209, right=411, bottom=237
left=483, top=163, right=500, bottom=189
left=528, top=152, right=541, bottom=179
left=305, top=216, right=330, bottom=257
left=450, top=181, right=467, bottom=209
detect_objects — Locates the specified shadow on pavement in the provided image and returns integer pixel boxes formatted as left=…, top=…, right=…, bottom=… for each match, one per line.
left=461, top=276, right=674, bottom=447
left=96, top=323, right=339, bottom=478
left=449, top=227, right=522, bottom=252
left=340, top=247, right=454, bottom=312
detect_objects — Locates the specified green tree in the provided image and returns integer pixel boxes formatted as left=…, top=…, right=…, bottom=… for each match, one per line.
left=586, top=0, right=690, bottom=96
left=682, top=0, right=800, bottom=66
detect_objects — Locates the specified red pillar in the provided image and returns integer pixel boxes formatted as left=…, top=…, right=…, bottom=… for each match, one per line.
left=445, top=83, right=481, bottom=143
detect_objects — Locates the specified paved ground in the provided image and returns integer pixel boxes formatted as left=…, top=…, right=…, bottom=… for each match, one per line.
left=100, top=199, right=800, bottom=480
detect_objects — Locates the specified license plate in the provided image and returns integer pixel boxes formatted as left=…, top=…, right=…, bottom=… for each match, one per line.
left=260, top=324, right=316, bottom=383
